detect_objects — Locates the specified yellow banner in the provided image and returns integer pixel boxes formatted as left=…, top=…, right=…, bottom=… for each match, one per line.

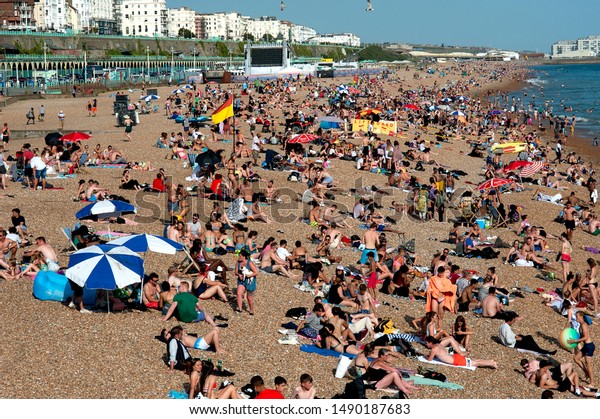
left=352, top=119, right=398, bottom=135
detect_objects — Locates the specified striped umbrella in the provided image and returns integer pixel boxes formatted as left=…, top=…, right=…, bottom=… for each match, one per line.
left=477, top=178, right=514, bottom=191
left=520, top=161, right=545, bottom=177
left=288, top=134, right=319, bottom=144
left=503, top=160, right=532, bottom=173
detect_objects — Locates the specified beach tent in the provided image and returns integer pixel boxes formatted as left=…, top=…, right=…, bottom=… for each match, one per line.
left=319, top=116, right=344, bottom=130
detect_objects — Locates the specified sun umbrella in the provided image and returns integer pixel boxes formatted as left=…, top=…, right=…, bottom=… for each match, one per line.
left=66, top=244, right=144, bottom=312
left=181, top=85, right=193, bottom=89
left=358, top=109, right=381, bottom=116
left=442, top=98, right=453, bottom=103
left=195, top=149, right=223, bottom=168
left=451, top=111, right=466, bottom=117
left=76, top=200, right=136, bottom=220
left=489, top=109, right=504, bottom=115
left=520, top=161, right=545, bottom=177
left=141, top=94, right=160, bottom=102
left=44, top=131, right=63, bottom=146
left=477, top=178, right=514, bottom=191
left=108, top=234, right=183, bottom=255
left=457, top=96, right=468, bottom=101
left=429, top=105, right=439, bottom=111
left=288, top=133, right=319, bottom=144
left=172, top=88, right=185, bottom=94
left=503, top=160, right=532, bottom=173
left=60, top=132, right=92, bottom=142
left=404, top=104, right=419, bottom=111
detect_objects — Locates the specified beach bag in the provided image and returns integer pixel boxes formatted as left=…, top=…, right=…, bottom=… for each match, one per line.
left=214, top=247, right=227, bottom=256
left=288, top=171, right=301, bottom=182
left=341, top=377, right=366, bottom=399
left=298, top=327, right=318, bottom=339
left=374, top=318, right=395, bottom=334
left=416, top=191, right=428, bottom=213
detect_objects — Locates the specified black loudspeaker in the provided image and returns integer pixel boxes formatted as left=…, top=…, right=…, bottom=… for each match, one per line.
left=113, top=102, right=128, bottom=114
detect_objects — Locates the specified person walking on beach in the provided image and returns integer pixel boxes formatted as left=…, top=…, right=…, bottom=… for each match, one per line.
left=123, top=115, right=133, bottom=141
left=58, top=110, right=65, bottom=130
left=26, top=107, right=35, bottom=125
left=38, top=104, right=45, bottom=122
left=92, top=98, right=97, bottom=117
left=563, top=202, right=577, bottom=242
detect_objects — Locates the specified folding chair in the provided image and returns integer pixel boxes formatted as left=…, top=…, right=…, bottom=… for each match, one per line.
left=487, top=204, right=509, bottom=228
left=60, top=227, right=78, bottom=253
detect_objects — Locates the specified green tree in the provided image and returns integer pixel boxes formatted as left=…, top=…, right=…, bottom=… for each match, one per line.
left=178, top=28, right=194, bottom=39
left=262, top=34, right=274, bottom=42
left=243, top=33, right=255, bottom=41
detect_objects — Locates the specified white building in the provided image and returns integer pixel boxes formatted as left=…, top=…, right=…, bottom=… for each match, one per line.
left=71, top=0, right=91, bottom=30
left=308, top=33, right=360, bottom=47
left=167, top=6, right=195, bottom=37
left=199, top=12, right=247, bottom=41
left=290, top=24, right=317, bottom=43
left=552, top=35, right=600, bottom=58
left=90, top=0, right=116, bottom=34
left=246, top=16, right=287, bottom=41
left=41, top=0, right=67, bottom=31
left=119, top=0, right=167, bottom=37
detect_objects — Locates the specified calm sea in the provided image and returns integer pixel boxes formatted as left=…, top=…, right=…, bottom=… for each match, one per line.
left=508, top=63, right=600, bottom=144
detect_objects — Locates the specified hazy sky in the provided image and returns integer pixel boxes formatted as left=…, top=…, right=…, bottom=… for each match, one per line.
left=167, top=0, right=600, bottom=52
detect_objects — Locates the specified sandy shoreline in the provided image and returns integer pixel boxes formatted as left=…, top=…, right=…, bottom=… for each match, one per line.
left=0, top=62, right=598, bottom=400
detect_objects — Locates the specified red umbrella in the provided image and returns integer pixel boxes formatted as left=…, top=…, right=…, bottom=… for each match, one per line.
left=60, top=132, right=92, bottom=142
left=477, top=178, right=514, bottom=191
left=404, top=104, right=419, bottom=111
left=520, top=161, right=545, bottom=177
left=503, top=160, right=532, bottom=173
left=288, top=134, right=319, bottom=144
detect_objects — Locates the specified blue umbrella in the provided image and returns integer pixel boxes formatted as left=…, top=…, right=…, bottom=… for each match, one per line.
left=172, top=88, right=185, bottom=94
left=108, top=234, right=184, bottom=255
left=181, top=85, right=193, bottom=89
left=451, top=110, right=466, bottom=117
left=76, top=200, right=136, bottom=220
left=66, top=244, right=144, bottom=289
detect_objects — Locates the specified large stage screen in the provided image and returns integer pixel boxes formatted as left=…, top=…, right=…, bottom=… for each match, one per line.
left=251, top=47, right=284, bottom=67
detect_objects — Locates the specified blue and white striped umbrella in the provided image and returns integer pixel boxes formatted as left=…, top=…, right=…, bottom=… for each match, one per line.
left=141, top=94, right=160, bottom=102
left=66, top=244, right=144, bottom=289
left=451, top=110, right=466, bottom=117
left=108, top=234, right=184, bottom=255
left=181, top=85, right=193, bottom=89
left=172, top=88, right=185, bottom=94
left=76, top=200, right=136, bottom=220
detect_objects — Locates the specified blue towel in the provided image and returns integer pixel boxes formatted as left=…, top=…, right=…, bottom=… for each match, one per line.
left=167, top=390, right=188, bottom=399
left=300, top=344, right=358, bottom=359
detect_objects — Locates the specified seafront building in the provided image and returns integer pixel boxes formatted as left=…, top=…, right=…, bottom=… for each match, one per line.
left=0, top=1, right=359, bottom=47
left=551, top=35, right=600, bottom=58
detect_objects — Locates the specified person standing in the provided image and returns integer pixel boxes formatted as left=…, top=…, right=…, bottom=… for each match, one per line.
left=1, top=122, right=10, bottom=144
left=0, top=145, right=6, bottom=190
left=235, top=249, right=258, bottom=315
left=29, top=150, right=47, bottom=190
left=123, top=115, right=133, bottom=141
left=38, top=104, right=45, bottom=122
left=569, top=310, right=596, bottom=387
left=58, top=110, right=65, bottom=130
left=87, top=101, right=92, bottom=116
left=92, top=98, right=97, bottom=117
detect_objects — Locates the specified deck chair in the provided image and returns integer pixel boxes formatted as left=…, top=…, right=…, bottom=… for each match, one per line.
left=187, top=153, right=198, bottom=168
left=487, top=204, right=509, bottom=228
left=60, top=227, right=78, bottom=253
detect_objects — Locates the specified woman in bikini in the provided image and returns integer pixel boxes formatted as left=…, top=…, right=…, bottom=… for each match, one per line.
left=202, top=222, right=217, bottom=253
left=226, top=154, right=239, bottom=191
left=361, top=349, right=417, bottom=395
left=319, top=324, right=362, bottom=355
left=188, top=359, right=241, bottom=399
left=192, top=265, right=229, bottom=301
left=560, top=233, right=573, bottom=286
left=216, top=226, right=234, bottom=253
left=585, top=258, right=599, bottom=313
left=158, top=281, right=176, bottom=314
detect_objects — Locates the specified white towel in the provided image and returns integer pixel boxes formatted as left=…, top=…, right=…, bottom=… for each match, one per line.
left=417, top=356, right=476, bottom=371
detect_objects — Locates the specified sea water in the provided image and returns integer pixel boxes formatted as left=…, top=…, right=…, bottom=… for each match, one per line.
left=506, top=63, right=600, bottom=144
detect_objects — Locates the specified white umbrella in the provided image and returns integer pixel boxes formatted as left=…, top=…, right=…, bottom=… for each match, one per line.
left=172, top=88, right=185, bottom=94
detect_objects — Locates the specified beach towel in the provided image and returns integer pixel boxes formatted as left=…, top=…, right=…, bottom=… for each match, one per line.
left=300, top=344, right=360, bottom=359
left=516, top=348, right=546, bottom=356
left=87, top=164, right=128, bottom=169
left=416, top=356, right=476, bottom=370
left=405, top=376, right=464, bottom=390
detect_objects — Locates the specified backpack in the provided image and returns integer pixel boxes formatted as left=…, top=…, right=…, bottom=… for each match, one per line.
left=285, top=307, right=307, bottom=319
left=341, top=377, right=366, bottom=399
left=374, top=318, right=395, bottom=334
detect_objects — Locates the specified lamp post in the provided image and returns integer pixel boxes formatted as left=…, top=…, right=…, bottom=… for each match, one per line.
left=146, top=45, right=150, bottom=78
left=170, top=47, right=175, bottom=82
left=193, top=46, right=197, bottom=69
